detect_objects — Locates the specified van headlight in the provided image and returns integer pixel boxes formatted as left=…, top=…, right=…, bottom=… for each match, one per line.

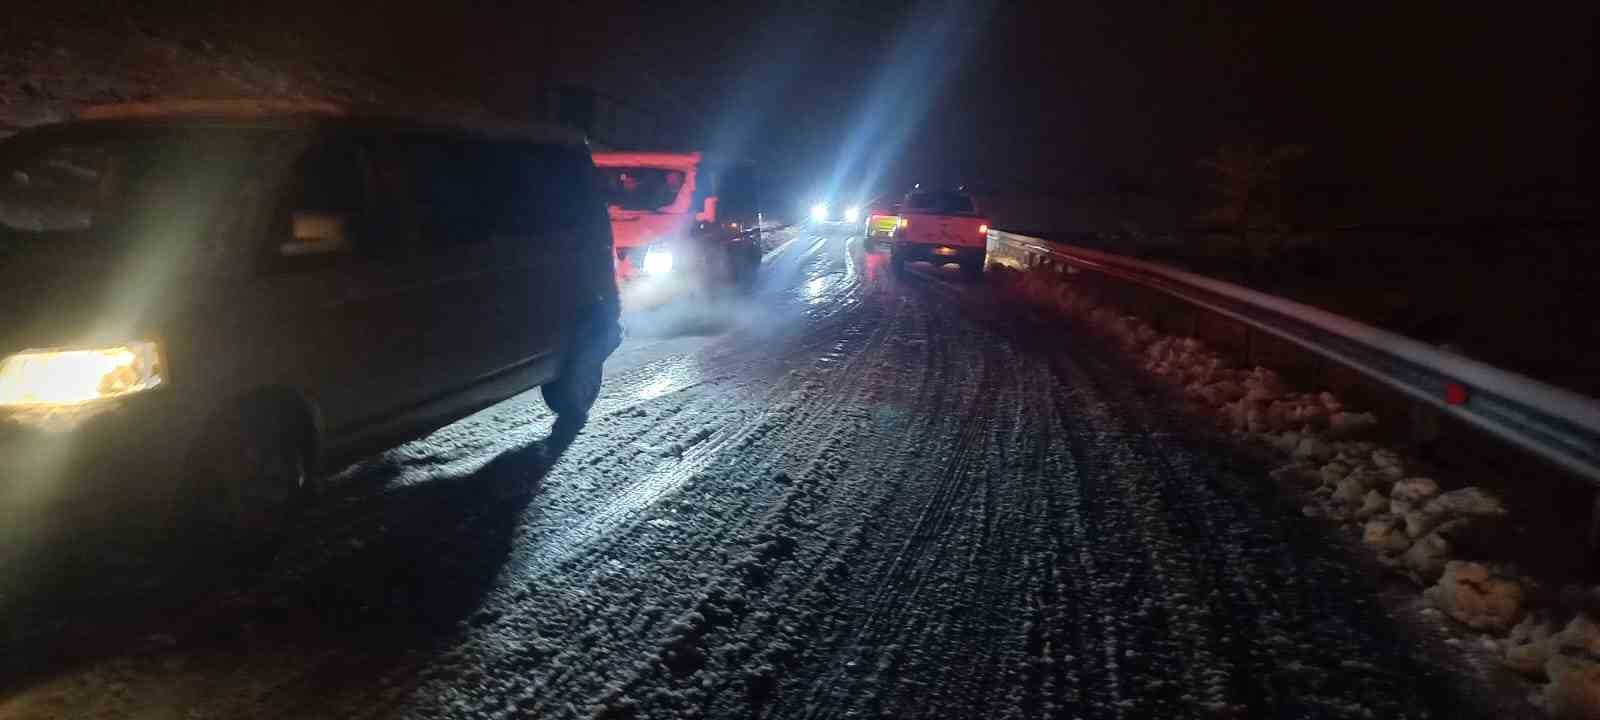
left=641, top=246, right=674, bottom=275
left=0, top=342, right=165, bottom=407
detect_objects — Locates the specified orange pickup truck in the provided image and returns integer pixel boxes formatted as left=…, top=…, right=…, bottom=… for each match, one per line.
left=889, top=190, right=989, bottom=280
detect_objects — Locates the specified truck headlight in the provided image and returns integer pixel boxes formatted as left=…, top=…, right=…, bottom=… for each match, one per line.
left=642, top=247, right=674, bottom=275
left=0, top=342, right=164, bottom=407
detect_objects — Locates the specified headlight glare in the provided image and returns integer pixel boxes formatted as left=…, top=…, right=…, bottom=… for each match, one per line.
left=809, top=203, right=828, bottom=222
left=642, top=247, right=674, bottom=275
left=0, top=342, right=164, bottom=407
left=844, top=206, right=861, bottom=222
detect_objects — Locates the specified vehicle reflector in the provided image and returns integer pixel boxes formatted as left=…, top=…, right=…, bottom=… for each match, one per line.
left=1445, top=382, right=1470, bottom=406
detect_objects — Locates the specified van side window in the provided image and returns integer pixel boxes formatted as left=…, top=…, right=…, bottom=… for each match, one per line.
left=378, top=137, right=595, bottom=249
left=493, top=144, right=594, bottom=236
left=291, top=141, right=369, bottom=215
left=382, top=137, right=492, bottom=249
left=277, top=139, right=370, bottom=259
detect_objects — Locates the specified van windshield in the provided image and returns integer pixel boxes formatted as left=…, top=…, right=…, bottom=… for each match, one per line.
left=594, top=166, right=685, bottom=212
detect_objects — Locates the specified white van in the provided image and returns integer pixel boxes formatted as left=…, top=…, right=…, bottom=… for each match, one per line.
left=0, top=103, right=622, bottom=557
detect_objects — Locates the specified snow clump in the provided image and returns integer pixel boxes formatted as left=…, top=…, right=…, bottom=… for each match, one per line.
left=1423, top=561, right=1527, bottom=632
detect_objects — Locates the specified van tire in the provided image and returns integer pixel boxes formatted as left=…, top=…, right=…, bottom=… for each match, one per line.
left=544, top=319, right=610, bottom=421
left=183, top=402, right=311, bottom=567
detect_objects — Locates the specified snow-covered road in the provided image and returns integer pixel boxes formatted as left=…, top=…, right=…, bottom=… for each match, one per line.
left=1, top=230, right=1525, bottom=718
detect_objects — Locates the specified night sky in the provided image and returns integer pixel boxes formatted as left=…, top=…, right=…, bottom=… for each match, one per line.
left=101, top=0, right=1597, bottom=220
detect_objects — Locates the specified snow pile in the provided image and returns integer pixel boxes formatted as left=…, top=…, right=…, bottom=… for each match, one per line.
left=1303, top=456, right=1505, bottom=589
left=1422, top=561, right=1526, bottom=632
left=1506, top=613, right=1561, bottom=676
left=1001, top=268, right=1517, bottom=575
left=1500, top=599, right=1600, bottom=720
left=1542, top=614, right=1600, bottom=719
left=1505, top=612, right=1600, bottom=718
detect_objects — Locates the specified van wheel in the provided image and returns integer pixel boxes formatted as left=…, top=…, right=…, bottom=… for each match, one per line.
left=184, top=403, right=310, bottom=566
left=544, top=350, right=604, bottom=421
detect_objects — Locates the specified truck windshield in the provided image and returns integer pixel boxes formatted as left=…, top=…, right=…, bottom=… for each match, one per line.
left=905, top=192, right=974, bottom=215
left=594, top=166, right=685, bottom=212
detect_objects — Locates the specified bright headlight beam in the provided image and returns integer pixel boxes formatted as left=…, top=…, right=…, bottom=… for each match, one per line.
left=809, top=202, right=829, bottom=222
left=0, top=342, right=164, bottom=407
left=844, top=206, right=861, bottom=222
left=642, top=248, right=674, bottom=274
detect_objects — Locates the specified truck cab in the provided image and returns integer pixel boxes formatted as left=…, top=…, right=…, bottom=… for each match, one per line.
left=890, top=190, right=989, bottom=280
left=592, top=152, right=764, bottom=291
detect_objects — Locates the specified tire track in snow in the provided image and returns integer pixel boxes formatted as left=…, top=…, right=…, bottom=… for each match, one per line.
left=390, top=235, right=897, bottom=718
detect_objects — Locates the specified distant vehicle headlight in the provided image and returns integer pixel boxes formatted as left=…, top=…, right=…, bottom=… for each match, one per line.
left=641, top=246, right=675, bottom=275
left=809, top=203, right=828, bottom=222
left=844, top=206, right=861, bottom=222
left=0, top=342, right=164, bottom=407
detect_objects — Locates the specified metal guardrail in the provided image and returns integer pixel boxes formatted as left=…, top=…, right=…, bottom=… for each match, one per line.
left=987, top=230, right=1600, bottom=485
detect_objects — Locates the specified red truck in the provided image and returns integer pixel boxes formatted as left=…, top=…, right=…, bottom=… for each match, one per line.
left=889, top=189, right=989, bottom=280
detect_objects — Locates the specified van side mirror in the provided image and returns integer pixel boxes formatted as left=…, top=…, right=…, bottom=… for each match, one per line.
left=279, top=212, right=352, bottom=257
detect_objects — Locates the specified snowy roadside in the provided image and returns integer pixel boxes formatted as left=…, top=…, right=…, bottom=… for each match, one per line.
left=989, top=264, right=1600, bottom=719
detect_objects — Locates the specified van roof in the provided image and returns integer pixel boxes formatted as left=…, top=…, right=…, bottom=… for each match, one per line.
left=56, top=100, right=588, bottom=146
left=76, top=99, right=350, bottom=120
